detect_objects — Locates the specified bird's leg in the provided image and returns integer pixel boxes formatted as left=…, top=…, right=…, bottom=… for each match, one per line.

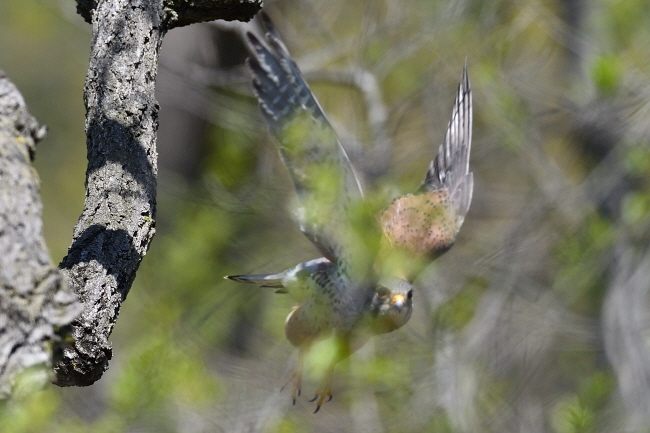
left=308, top=365, right=335, bottom=413
left=281, top=350, right=304, bottom=405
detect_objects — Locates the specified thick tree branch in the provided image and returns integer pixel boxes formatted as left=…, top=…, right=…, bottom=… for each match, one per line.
left=53, top=0, right=165, bottom=386
left=50, top=0, right=260, bottom=388
left=0, top=72, right=82, bottom=398
left=0, top=0, right=260, bottom=391
left=76, top=0, right=262, bottom=30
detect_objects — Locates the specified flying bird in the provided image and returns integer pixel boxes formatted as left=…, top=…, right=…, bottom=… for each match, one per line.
left=227, top=12, right=473, bottom=413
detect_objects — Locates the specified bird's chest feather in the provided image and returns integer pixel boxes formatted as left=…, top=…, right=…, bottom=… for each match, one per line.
left=284, top=267, right=364, bottom=348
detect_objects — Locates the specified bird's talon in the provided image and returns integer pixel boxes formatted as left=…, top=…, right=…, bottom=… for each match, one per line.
left=313, top=405, right=321, bottom=414
left=327, top=395, right=333, bottom=402
left=308, top=395, right=318, bottom=403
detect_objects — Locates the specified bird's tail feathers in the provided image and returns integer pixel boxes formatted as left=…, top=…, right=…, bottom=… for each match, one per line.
left=224, top=273, right=287, bottom=292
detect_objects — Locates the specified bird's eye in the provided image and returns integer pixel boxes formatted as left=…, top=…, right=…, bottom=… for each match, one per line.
left=376, top=287, right=390, bottom=299
left=407, top=290, right=413, bottom=300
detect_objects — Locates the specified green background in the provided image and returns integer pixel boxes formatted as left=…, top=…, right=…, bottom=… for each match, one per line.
left=1, top=0, right=650, bottom=432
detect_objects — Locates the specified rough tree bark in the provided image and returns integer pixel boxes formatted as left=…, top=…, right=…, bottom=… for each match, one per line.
left=0, top=73, right=82, bottom=398
left=52, top=0, right=167, bottom=387
left=0, top=0, right=261, bottom=395
left=76, top=0, right=262, bottom=29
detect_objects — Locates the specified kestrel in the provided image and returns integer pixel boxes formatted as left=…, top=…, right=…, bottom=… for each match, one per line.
left=227, top=12, right=472, bottom=413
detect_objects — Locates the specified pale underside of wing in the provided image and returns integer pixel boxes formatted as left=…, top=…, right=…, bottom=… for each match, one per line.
left=246, top=13, right=364, bottom=269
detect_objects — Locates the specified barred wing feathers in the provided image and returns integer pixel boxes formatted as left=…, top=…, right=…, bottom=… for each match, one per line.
left=381, top=65, right=473, bottom=269
left=246, top=14, right=364, bottom=267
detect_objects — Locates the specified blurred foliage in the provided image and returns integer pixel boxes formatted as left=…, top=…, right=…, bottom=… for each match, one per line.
left=1, top=0, right=650, bottom=432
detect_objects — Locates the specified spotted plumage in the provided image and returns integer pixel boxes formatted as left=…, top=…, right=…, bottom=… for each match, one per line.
left=380, top=64, right=472, bottom=279
left=381, top=190, right=456, bottom=256
left=227, top=12, right=473, bottom=413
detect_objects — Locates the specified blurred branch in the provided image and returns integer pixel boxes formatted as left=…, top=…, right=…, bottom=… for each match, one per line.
left=574, top=96, right=650, bottom=429
left=305, top=68, right=392, bottom=181
left=604, top=244, right=650, bottom=431
left=76, top=0, right=262, bottom=29
left=0, top=72, right=82, bottom=398
left=163, top=44, right=393, bottom=181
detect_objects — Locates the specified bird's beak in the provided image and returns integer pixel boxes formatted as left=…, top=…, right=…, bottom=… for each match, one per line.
left=390, top=294, right=406, bottom=310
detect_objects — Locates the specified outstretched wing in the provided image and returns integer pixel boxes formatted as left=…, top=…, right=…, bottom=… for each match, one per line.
left=246, top=13, right=364, bottom=266
left=421, top=62, right=473, bottom=225
left=380, top=64, right=473, bottom=276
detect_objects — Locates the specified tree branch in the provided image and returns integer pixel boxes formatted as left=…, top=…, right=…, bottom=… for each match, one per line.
left=0, top=72, right=82, bottom=398
left=0, top=0, right=261, bottom=392
left=303, top=68, right=392, bottom=182
left=53, top=0, right=165, bottom=386
left=54, top=0, right=260, bottom=388
left=76, top=0, right=263, bottom=30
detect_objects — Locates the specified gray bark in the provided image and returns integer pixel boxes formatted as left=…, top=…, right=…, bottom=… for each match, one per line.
left=0, top=73, right=82, bottom=398
left=53, top=0, right=258, bottom=387
left=76, top=0, right=263, bottom=29
left=53, top=0, right=165, bottom=387
left=0, top=0, right=260, bottom=391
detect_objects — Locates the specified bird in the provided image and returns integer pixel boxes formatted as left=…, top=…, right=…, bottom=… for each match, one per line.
left=227, top=257, right=413, bottom=411
left=226, top=11, right=473, bottom=413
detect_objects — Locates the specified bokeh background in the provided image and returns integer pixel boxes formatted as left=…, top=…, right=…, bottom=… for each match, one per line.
left=2, top=0, right=650, bottom=432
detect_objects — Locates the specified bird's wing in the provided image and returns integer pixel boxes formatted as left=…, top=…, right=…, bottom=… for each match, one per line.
left=380, top=64, right=473, bottom=271
left=246, top=13, right=364, bottom=267
left=421, top=62, right=473, bottom=224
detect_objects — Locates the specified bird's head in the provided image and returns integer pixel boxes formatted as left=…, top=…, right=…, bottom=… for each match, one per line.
left=368, top=277, right=413, bottom=334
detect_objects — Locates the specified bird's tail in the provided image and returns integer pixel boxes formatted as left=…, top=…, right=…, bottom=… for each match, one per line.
left=226, top=258, right=331, bottom=294
left=224, top=272, right=287, bottom=292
